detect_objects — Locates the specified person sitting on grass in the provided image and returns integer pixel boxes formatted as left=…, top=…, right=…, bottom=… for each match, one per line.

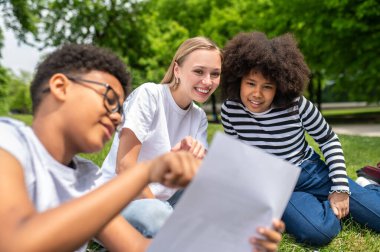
left=0, top=43, right=284, bottom=252
left=220, top=31, right=380, bottom=247
left=98, top=36, right=223, bottom=238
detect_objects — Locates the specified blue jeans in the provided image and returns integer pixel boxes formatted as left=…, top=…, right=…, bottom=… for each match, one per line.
left=121, top=190, right=184, bottom=238
left=282, top=153, right=380, bottom=246
left=121, top=199, right=173, bottom=238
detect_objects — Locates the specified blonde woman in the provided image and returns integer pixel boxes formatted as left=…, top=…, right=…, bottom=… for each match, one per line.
left=98, top=37, right=222, bottom=237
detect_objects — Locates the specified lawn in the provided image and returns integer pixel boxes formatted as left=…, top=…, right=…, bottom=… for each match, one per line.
left=322, top=106, right=380, bottom=116
left=2, top=114, right=380, bottom=251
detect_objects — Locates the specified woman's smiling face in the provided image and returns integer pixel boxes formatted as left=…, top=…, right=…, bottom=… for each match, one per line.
left=173, top=49, right=221, bottom=109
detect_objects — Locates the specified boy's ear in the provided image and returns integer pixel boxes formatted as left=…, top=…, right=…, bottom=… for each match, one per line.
left=48, top=73, right=70, bottom=101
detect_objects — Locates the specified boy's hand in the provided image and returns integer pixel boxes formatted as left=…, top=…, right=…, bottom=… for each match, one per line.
left=250, top=219, right=284, bottom=252
left=148, top=151, right=200, bottom=188
left=328, top=192, right=349, bottom=219
left=171, top=136, right=206, bottom=160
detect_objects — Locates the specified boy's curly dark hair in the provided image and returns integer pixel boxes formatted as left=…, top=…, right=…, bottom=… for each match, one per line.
left=220, top=32, right=310, bottom=108
left=30, top=43, right=131, bottom=114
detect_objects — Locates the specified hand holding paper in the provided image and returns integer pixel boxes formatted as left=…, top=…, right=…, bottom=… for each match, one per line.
left=149, top=132, right=300, bottom=252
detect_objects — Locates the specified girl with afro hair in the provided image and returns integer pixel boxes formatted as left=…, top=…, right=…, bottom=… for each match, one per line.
left=220, top=31, right=380, bottom=247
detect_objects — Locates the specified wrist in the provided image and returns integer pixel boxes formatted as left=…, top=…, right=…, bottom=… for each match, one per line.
left=139, top=160, right=155, bottom=184
left=329, top=189, right=351, bottom=196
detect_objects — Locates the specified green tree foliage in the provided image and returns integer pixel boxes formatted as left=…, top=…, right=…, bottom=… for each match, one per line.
left=3, top=0, right=155, bottom=86
left=1, top=0, right=38, bottom=46
left=146, top=0, right=260, bottom=102
left=253, top=0, right=380, bottom=102
left=0, top=1, right=36, bottom=115
left=2, top=0, right=379, bottom=102
left=149, top=0, right=252, bottom=46
left=2, top=0, right=191, bottom=87
left=3, top=0, right=252, bottom=87
left=0, top=28, right=4, bottom=57
left=8, top=70, right=32, bottom=114
left=0, top=66, right=11, bottom=114
left=0, top=67, right=32, bottom=115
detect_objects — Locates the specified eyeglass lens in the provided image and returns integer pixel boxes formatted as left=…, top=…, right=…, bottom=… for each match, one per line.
left=104, top=88, right=122, bottom=114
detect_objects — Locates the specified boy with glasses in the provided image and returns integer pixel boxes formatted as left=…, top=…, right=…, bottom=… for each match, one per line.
left=42, top=75, right=124, bottom=115
left=0, top=43, right=283, bottom=251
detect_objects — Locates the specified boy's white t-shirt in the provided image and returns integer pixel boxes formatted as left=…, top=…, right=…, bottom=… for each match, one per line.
left=99, top=83, right=208, bottom=200
left=0, top=117, right=100, bottom=252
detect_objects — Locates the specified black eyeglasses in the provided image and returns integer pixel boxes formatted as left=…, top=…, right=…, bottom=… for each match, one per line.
left=42, top=75, right=123, bottom=115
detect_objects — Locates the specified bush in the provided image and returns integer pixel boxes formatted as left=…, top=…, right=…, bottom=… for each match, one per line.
left=0, top=67, right=11, bottom=115
left=10, top=83, right=32, bottom=114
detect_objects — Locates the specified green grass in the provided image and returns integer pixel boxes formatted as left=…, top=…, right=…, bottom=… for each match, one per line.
left=321, top=106, right=380, bottom=116
left=3, top=115, right=380, bottom=251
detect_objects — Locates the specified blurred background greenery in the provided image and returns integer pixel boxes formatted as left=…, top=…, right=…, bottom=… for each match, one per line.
left=1, top=0, right=380, bottom=117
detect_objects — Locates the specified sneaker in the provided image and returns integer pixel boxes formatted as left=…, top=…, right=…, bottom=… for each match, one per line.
left=356, top=176, right=379, bottom=187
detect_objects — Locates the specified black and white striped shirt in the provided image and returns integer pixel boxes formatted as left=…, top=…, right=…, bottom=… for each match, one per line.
left=221, top=96, right=349, bottom=193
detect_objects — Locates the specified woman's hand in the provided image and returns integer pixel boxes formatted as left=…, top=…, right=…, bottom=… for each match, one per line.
left=250, top=219, right=284, bottom=252
left=171, top=136, right=206, bottom=160
left=328, top=192, right=350, bottom=219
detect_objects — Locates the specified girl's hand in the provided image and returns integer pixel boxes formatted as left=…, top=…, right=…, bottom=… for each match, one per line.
left=171, top=136, right=207, bottom=160
left=250, top=219, right=284, bottom=252
left=328, top=192, right=350, bottom=219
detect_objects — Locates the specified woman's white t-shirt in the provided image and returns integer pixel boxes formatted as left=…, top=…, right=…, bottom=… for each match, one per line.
left=99, top=83, right=208, bottom=200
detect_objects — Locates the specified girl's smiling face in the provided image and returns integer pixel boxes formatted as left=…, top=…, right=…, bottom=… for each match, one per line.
left=240, top=70, right=277, bottom=113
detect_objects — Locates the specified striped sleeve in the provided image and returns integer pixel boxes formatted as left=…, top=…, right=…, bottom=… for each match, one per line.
left=221, top=101, right=238, bottom=139
left=299, top=97, right=349, bottom=193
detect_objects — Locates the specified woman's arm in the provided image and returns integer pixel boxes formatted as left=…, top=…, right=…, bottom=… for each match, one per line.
left=116, top=128, right=154, bottom=198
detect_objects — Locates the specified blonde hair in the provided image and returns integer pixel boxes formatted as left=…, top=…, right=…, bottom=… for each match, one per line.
left=161, top=37, right=223, bottom=84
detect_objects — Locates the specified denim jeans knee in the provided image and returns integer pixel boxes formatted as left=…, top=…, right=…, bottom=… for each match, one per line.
left=282, top=152, right=342, bottom=246
left=283, top=191, right=341, bottom=247
left=121, top=199, right=173, bottom=238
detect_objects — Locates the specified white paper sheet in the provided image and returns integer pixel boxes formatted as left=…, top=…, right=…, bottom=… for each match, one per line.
left=148, top=132, right=300, bottom=252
